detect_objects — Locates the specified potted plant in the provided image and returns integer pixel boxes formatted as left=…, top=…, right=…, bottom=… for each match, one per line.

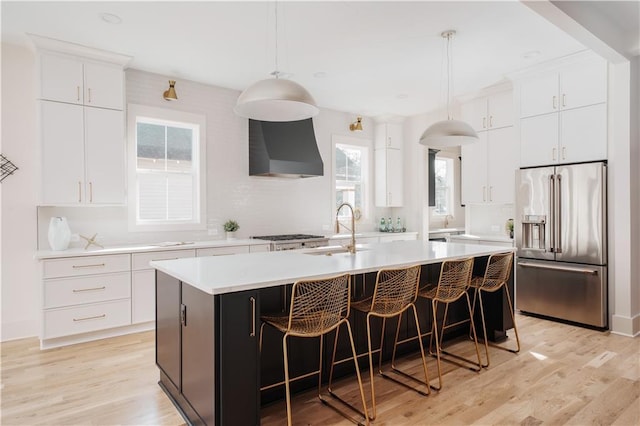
left=506, top=218, right=514, bottom=239
left=223, top=220, right=239, bottom=240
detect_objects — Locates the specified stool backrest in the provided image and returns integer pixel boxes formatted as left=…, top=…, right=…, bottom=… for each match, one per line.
left=370, top=265, right=421, bottom=315
left=479, top=252, right=513, bottom=291
left=288, top=273, right=350, bottom=334
left=435, top=258, right=474, bottom=302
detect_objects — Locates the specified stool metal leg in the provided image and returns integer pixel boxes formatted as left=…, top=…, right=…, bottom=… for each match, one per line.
left=283, top=333, right=293, bottom=426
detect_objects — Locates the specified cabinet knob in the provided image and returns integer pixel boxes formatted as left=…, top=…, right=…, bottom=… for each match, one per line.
left=489, top=116, right=493, bottom=128
left=552, top=147, right=557, bottom=161
left=552, top=95, right=557, bottom=110
left=76, top=86, right=81, bottom=102
left=562, top=94, right=566, bottom=108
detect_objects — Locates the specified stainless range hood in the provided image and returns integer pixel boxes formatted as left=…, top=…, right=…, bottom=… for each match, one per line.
left=249, top=118, right=324, bottom=178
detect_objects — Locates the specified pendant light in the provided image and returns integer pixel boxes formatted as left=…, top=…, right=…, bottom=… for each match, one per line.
left=419, top=30, right=478, bottom=147
left=234, top=2, right=319, bottom=122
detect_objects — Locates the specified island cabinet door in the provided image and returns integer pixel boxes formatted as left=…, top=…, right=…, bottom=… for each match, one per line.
left=181, top=284, right=215, bottom=425
left=156, top=271, right=181, bottom=390
left=216, top=290, right=260, bottom=426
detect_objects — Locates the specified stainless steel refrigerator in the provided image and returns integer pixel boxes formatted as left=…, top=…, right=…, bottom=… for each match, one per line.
left=515, top=162, right=607, bottom=328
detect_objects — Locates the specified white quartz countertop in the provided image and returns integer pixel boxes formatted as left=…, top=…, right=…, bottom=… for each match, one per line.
left=448, top=234, right=514, bottom=243
left=35, top=239, right=270, bottom=260
left=328, top=231, right=418, bottom=239
left=428, top=227, right=465, bottom=234
left=151, top=240, right=514, bottom=296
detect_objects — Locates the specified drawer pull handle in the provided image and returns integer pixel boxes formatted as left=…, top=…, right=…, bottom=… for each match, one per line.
left=72, top=286, right=106, bottom=293
left=72, top=263, right=106, bottom=269
left=73, top=314, right=106, bottom=322
left=152, top=257, right=178, bottom=262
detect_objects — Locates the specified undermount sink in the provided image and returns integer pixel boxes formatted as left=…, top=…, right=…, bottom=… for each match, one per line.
left=304, top=245, right=368, bottom=256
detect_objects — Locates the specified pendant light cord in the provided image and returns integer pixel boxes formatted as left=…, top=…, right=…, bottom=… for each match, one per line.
left=446, top=31, right=452, bottom=120
left=274, top=0, right=279, bottom=78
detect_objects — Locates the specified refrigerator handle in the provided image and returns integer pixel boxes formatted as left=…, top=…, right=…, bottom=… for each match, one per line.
left=555, top=174, right=562, bottom=253
left=549, top=174, right=555, bottom=253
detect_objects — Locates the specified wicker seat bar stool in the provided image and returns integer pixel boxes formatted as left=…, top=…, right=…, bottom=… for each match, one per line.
left=418, top=257, right=482, bottom=391
left=259, top=273, right=369, bottom=426
left=350, top=264, right=431, bottom=421
left=469, top=251, right=520, bottom=368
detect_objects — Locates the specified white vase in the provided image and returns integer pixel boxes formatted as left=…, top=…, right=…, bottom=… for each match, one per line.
left=48, top=217, right=71, bottom=251
left=226, top=231, right=236, bottom=240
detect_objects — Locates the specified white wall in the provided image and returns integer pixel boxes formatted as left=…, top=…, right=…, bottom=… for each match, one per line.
left=1, top=43, right=39, bottom=340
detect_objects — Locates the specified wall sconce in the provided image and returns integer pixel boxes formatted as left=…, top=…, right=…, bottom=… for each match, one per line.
left=349, top=116, right=363, bottom=132
left=163, top=80, right=178, bottom=101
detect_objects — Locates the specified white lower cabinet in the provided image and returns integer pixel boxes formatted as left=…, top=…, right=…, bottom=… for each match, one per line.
left=41, top=254, right=132, bottom=343
left=196, top=246, right=250, bottom=257
left=131, top=249, right=196, bottom=324
left=43, top=299, right=132, bottom=340
left=132, top=270, right=156, bottom=324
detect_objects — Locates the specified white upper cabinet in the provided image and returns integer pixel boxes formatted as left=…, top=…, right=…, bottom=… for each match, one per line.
left=518, top=53, right=608, bottom=167
left=374, top=122, right=403, bottom=207
left=519, top=55, right=607, bottom=118
left=39, top=53, right=124, bottom=110
left=462, top=126, right=517, bottom=205
left=34, top=37, right=130, bottom=206
left=374, top=123, right=403, bottom=150
left=84, top=107, right=126, bottom=204
left=461, top=90, right=514, bottom=132
left=40, top=101, right=86, bottom=205
left=375, top=147, right=403, bottom=207
left=40, top=101, right=125, bottom=205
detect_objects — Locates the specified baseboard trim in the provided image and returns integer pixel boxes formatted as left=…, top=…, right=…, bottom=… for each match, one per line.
left=610, top=313, right=640, bottom=337
left=0, top=319, right=38, bottom=342
left=40, top=321, right=155, bottom=349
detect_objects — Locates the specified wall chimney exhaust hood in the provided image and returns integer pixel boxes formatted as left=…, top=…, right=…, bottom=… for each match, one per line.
left=249, top=118, right=324, bottom=178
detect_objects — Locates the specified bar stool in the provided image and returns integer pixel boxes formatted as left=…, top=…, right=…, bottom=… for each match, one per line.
left=259, top=273, right=369, bottom=426
left=351, top=264, right=430, bottom=421
left=469, top=251, right=520, bottom=368
left=418, top=257, right=481, bottom=390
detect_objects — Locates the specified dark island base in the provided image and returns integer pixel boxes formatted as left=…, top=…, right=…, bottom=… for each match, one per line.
left=157, top=256, right=515, bottom=425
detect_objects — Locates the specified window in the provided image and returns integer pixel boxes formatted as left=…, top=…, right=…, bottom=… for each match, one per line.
left=434, top=157, right=454, bottom=215
left=334, top=138, right=369, bottom=219
left=127, top=104, right=206, bottom=231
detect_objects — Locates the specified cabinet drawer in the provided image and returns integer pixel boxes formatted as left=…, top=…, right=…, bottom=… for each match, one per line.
left=44, top=272, right=131, bottom=309
left=196, top=246, right=250, bottom=257
left=43, top=254, right=130, bottom=279
left=132, top=249, right=196, bottom=271
left=42, top=299, right=131, bottom=339
left=249, top=244, right=270, bottom=253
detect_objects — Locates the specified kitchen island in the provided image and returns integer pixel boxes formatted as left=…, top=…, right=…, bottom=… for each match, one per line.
left=151, top=240, right=515, bottom=425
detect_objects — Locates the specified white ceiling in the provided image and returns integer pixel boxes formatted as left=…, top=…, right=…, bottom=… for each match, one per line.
left=1, top=1, right=592, bottom=118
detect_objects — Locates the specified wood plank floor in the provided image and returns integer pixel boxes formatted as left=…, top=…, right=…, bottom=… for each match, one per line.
left=1, top=314, right=638, bottom=425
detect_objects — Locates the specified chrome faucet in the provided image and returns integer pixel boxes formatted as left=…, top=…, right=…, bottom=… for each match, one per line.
left=335, top=202, right=356, bottom=254
left=444, top=214, right=453, bottom=228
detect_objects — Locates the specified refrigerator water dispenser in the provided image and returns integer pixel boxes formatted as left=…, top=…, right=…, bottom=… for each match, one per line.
left=521, top=215, right=546, bottom=250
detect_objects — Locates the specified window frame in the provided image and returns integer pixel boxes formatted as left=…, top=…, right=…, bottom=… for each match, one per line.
left=127, top=104, right=207, bottom=232
left=433, top=155, right=454, bottom=217
left=332, top=134, right=371, bottom=222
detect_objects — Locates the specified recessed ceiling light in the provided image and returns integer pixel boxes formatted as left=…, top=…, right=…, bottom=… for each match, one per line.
left=100, top=13, right=122, bottom=25
left=397, top=94, right=408, bottom=99
left=523, top=50, right=541, bottom=59
left=313, top=72, right=327, bottom=78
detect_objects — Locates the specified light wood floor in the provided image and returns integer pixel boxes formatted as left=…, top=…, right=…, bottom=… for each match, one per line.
left=1, top=314, right=638, bottom=425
